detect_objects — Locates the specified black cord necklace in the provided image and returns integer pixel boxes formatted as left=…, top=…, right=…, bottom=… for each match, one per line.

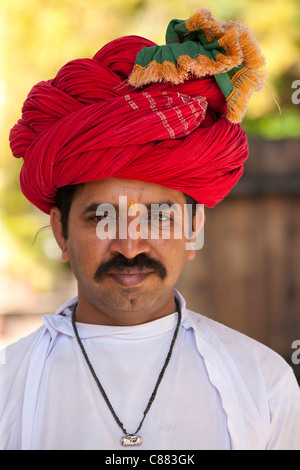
left=71, top=297, right=182, bottom=447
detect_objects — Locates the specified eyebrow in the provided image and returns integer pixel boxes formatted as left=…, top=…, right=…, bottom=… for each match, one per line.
left=83, top=202, right=110, bottom=214
left=82, top=200, right=181, bottom=214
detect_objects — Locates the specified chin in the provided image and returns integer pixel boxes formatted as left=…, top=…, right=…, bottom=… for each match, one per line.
left=94, top=287, right=159, bottom=313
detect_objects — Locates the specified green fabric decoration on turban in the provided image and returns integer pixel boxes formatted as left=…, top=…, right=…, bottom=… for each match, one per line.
left=128, top=9, right=266, bottom=123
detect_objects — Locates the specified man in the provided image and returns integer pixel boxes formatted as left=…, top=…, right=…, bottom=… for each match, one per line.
left=1, top=9, right=300, bottom=450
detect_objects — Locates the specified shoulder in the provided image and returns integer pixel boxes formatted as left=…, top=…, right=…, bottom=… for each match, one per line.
left=1, top=296, right=77, bottom=368
left=0, top=326, right=45, bottom=380
left=184, top=309, right=296, bottom=391
left=184, top=309, right=300, bottom=449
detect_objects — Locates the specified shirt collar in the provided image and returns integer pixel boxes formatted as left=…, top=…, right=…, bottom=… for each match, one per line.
left=43, top=289, right=188, bottom=339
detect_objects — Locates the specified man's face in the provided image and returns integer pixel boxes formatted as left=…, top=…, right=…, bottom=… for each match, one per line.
left=51, top=178, right=202, bottom=325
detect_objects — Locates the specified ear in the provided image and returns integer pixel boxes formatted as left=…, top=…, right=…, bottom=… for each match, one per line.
left=50, top=207, right=69, bottom=262
left=187, top=205, right=205, bottom=261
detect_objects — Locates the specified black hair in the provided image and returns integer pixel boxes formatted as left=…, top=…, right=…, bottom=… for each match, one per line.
left=55, top=184, right=198, bottom=240
left=55, top=184, right=83, bottom=239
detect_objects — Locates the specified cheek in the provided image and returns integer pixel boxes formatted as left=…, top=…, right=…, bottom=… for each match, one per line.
left=152, top=238, right=189, bottom=273
left=66, top=234, right=107, bottom=277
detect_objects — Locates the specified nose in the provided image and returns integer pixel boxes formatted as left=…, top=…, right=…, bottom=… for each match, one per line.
left=109, top=225, right=151, bottom=259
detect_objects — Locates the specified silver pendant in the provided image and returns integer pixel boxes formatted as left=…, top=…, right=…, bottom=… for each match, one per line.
left=121, top=434, right=143, bottom=446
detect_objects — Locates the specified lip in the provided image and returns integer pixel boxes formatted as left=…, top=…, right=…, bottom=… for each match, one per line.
left=109, top=272, right=153, bottom=287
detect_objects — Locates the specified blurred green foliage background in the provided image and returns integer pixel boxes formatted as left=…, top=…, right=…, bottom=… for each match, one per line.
left=0, top=0, right=300, bottom=296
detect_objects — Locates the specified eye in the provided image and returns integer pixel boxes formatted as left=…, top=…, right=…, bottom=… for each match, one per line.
left=149, top=211, right=173, bottom=223
left=159, top=213, right=171, bottom=222
left=89, top=211, right=111, bottom=222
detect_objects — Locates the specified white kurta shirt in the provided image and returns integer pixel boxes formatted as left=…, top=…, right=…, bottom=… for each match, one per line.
left=1, top=291, right=300, bottom=450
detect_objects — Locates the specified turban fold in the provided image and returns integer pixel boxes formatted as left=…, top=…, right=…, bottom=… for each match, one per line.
left=10, top=9, right=266, bottom=214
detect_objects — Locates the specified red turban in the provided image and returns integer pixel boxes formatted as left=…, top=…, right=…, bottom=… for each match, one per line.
left=9, top=9, right=265, bottom=214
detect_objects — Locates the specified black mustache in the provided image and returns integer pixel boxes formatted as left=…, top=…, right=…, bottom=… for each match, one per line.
left=93, top=254, right=167, bottom=282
